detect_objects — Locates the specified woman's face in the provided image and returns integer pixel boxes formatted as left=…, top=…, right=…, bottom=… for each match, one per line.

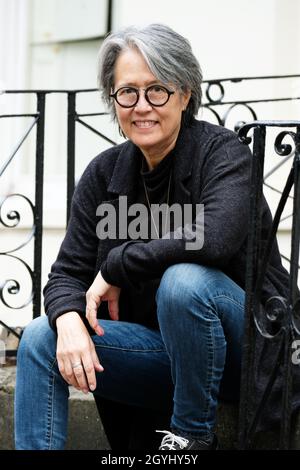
left=113, top=48, right=191, bottom=159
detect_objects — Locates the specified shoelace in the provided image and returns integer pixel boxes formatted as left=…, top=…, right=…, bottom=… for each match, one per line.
left=156, top=430, right=189, bottom=449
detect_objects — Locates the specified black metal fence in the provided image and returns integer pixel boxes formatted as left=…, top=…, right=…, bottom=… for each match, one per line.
left=237, top=120, right=300, bottom=449
left=1, top=75, right=300, bottom=448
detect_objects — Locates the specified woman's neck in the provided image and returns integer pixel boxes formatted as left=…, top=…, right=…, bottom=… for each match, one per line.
left=141, top=140, right=176, bottom=171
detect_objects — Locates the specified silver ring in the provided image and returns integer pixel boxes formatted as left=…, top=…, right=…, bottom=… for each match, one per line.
left=71, top=362, right=82, bottom=369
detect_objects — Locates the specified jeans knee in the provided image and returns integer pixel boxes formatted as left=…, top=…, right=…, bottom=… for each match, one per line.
left=156, top=263, right=226, bottom=321
left=157, top=263, right=207, bottom=307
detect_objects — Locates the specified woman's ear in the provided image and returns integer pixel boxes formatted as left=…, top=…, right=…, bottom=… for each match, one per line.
left=182, top=90, right=192, bottom=111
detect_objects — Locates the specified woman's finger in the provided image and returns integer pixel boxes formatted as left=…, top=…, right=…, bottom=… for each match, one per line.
left=90, top=342, right=104, bottom=373
left=86, top=293, right=104, bottom=336
left=108, top=298, right=119, bottom=321
left=57, top=357, right=81, bottom=390
left=71, top=362, right=89, bottom=393
left=80, top=355, right=99, bottom=392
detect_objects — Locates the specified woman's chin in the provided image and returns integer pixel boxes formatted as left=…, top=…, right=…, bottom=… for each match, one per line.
left=130, top=134, right=160, bottom=150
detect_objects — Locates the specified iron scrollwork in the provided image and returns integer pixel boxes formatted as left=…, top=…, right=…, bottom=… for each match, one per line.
left=202, top=75, right=300, bottom=132
left=0, top=255, right=34, bottom=309
left=274, top=131, right=296, bottom=157
left=205, top=81, right=225, bottom=103
left=0, top=193, right=35, bottom=309
left=0, top=193, right=35, bottom=252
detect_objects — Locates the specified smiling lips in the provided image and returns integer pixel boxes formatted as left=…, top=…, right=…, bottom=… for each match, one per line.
left=133, top=120, right=157, bottom=128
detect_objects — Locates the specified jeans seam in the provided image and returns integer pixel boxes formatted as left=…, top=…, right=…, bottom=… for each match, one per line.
left=46, top=369, right=55, bottom=450
left=50, top=357, right=57, bottom=369
left=211, top=294, right=244, bottom=310
left=203, top=325, right=214, bottom=431
left=46, top=358, right=59, bottom=449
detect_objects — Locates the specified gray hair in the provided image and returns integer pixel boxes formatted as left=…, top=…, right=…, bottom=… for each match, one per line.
left=97, top=23, right=203, bottom=125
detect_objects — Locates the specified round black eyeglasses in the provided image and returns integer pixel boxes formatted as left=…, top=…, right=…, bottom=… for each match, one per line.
left=110, top=85, right=175, bottom=108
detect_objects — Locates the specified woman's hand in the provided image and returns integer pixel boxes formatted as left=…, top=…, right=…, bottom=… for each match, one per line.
left=56, top=311, right=104, bottom=393
left=86, top=271, right=121, bottom=335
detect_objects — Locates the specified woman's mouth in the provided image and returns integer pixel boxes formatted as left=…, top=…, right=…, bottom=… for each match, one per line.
left=133, top=120, right=157, bottom=129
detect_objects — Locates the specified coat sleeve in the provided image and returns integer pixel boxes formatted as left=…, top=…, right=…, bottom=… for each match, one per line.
left=43, top=160, right=103, bottom=331
left=100, top=132, right=252, bottom=289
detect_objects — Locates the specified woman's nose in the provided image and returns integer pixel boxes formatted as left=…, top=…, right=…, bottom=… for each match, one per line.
left=134, top=92, right=152, bottom=112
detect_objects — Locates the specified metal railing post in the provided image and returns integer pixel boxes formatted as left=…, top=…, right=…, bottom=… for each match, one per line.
left=32, top=92, right=46, bottom=319
left=67, top=92, right=76, bottom=224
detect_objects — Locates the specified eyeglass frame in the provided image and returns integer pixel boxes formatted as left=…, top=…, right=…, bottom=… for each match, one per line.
left=109, top=84, right=175, bottom=108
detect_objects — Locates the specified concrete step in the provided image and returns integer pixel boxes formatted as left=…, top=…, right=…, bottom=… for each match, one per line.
left=1, top=365, right=299, bottom=450
left=0, top=366, right=109, bottom=450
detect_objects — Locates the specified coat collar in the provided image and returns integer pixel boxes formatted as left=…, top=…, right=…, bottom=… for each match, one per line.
left=107, top=121, right=195, bottom=203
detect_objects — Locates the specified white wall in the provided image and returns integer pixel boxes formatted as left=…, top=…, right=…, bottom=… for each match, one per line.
left=113, top=0, right=300, bottom=78
left=0, top=0, right=31, bottom=195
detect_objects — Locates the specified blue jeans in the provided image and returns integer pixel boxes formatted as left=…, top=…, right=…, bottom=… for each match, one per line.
left=15, top=263, right=245, bottom=449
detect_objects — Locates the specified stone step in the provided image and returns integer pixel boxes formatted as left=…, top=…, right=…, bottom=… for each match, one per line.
left=1, top=366, right=299, bottom=450
left=0, top=366, right=109, bottom=450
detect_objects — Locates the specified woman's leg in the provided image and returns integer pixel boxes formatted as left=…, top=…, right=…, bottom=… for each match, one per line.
left=92, top=321, right=175, bottom=450
left=15, top=316, right=69, bottom=450
left=155, top=263, right=245, bottom=442
left=15, top=315, right=174, bottom=449
left=92, top=320, right=173, bottom=411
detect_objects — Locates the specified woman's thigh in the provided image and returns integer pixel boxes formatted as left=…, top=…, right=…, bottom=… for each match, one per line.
left=92, top=320, right=174, bottom=412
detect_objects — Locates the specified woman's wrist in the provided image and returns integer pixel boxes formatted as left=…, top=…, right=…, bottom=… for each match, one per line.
left=56, top=311, right=82, bottom=331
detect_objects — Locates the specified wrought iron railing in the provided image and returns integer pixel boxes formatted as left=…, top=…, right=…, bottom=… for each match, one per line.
left=237, top=120, right=300, bottom=449
left=0, top=75, right=300, bottom=447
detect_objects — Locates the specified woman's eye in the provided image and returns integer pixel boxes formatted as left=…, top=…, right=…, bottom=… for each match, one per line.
left=123, top=88, right=136, bottom=95
left=117, top=88, right=132, bottom=96
left=151, top=86, right=164, bottom=93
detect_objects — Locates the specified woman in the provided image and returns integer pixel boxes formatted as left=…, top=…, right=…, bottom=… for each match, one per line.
left=15, top=24, right=290, bottom=450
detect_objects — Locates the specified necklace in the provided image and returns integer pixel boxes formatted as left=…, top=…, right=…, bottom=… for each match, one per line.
left=142, top=170, right=172, bottom=239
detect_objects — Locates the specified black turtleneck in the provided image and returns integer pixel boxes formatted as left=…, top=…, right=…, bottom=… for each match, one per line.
left=122, top=150, right=175, bottom=326
left=139, top=150, right=174, bottom=203
left=137, top=149, right=174, bottom=240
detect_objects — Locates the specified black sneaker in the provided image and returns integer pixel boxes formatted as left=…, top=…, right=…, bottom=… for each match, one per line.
left=156, top=430, right=218, bottom=450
